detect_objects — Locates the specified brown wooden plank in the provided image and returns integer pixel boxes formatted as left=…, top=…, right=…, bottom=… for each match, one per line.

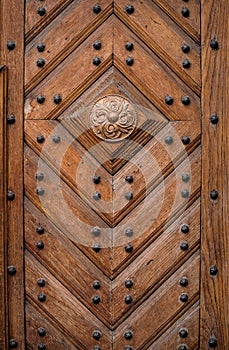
left=113, top=252, right=200, bottom=349
left=1, top=1, right=25, bottom=348
left=114, top=18, right=200, bottom=122
left=25, top=0, right=113, bottom=93
left=115, top=0, right=200, bottom=93
left=25, top=17, right=113, bottom=120
left=200, top=1, right=229, bottom=349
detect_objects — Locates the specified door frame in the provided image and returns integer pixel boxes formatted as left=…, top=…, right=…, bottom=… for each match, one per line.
left=0, top=1, right=228, bottom=349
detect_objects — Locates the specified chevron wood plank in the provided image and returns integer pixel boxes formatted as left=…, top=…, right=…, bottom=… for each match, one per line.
left=25, top=17, right=113, bottom=120
left=25, top=252, right=112, bottom=350
left=114, top=0, right=200, bottom=92
left=25, top=0, right=113, bottom=93
left=112, top=199, right=200, bottom=325
left=153, top=0, right=200, bottom=42
left=112, top=146, right=201, bottom=275
left=25, top=198, right=112, bottom=326
left=148, top=302, right=199, bottom=349
left=26, top=302, right=79, bottom=350
left=113, top=252, right=200, bottom=349
left=114, top=18, right=200, bottom=122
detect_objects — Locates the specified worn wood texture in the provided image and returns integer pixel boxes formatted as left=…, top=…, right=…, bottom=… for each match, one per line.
left=200, top=1, right=229, bottom=349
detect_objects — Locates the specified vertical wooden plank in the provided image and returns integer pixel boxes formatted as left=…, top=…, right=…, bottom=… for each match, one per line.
left=0, top=65, right=8, bottom=350
left=201, top=1, right=229, bottom=349
left=0, top=1, right=25, bottom=349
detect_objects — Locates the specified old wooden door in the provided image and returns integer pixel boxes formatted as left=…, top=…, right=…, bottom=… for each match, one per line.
left=1, top=1, right=228, bottom=349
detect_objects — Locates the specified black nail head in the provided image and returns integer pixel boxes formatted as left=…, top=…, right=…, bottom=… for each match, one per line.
left=181, top=96, right=190, bottom=105
left=125, top=191, right=133, bottom=200
left=181, top=224, right=189, bottom=234
left=92, top=227, right=101, bottom=237
left=179, top=277, right=188, bottom=287
left=93, top=280, right=101, bottom=289
left=37, top=43, right=46, bottom=52
left=181, top=7, right=190, bottom=17
left=36, top=172, right=44, bottom=181
left=92, top=295, right=101, bottom=304
left=36, top=241, right=45, bottom=250
left=210, top=113, right=219, bottom=124
left=7, top=190, right=15, bottom=201
left=93, top=243, right=101, bottom=252
left=210, top=265, right=218, bottom=276
left=125, top=175, right=133, bottom=183
left=125, top=279, right=134, bottom=288
left=8, top=266, right=16, bottom=276
left=125, top=243, right=133, bottom=253
left=125, top=42, right=134, bottom=51
left=182, top=174, right=190, bottom=183
left=7, top=114, right=16, bottom=124
left=37, top=135, right=45, bottom=143
left=93, top=175, right=101, bottom=184
left=181, top=189, right=189, bottom=198
left=94, top=347, right=101, bottom=350
left=38, top=292, right=46, bottom=302
left=125, top=228, right=133, bottom=237
left=180, top=241, right=189, bottom=251
left=124, top=347, right=133, bottom=350
left=37, top=278, right=46, bottom=287
left=181, top=44, right=190, bottom=53
left=52, top=135, right=61, bottom=143
left=178, top=345, right=188, bottom=350
left=180, top=293, right=188, bottom=302
left=38, top=327, right=46, bottom=337
left=182, top=135, right=190, bottom=145
left=208, top=337, right=218, bottom=348
left=93, top=192, right=101, bottom=200
left=165, top=135, right=173, bottom=144
left=125, top=295, right=133, bottom=304
left=93, top=41, right=102, bottom=50
left=210, top=189, right=218, bottom=200
left=37, top=226, right=45, bottom=234
left=182, top=59, right=191, bottom=69
left=126, top=57, right=134, bottom=66
left=124, top=330, right=133, bottom=340
left=125, top=5, right=135, bottom=14
left=53, top=94, right=62, bottom=104
left=210, top=39, right=219, bottom=50
left=93, top=4, right=101, bottom=14
left=37, top=58, right=46, bottom=68
left=9, top=339, right=18, bottom=348
left=183, top=0, right=189, bottom=2
left=7, top=41, right=16, bottom=50
left=92, top=330, right=101, bottom=340
left=165, top=95, right=174, bottom=105
left=37, top=187, right=45, bottom=196
left=37, top=343, right=46, bottom=350
left=37, top=95, right=45, bottom=104
left=93, top=57, right=101, bottom=66
left=179, top=328, right=188, bottom=338
left=37, top=7, right=46, bottom=16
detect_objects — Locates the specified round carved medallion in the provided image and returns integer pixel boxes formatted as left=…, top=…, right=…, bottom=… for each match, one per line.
left=90, top=95, right=138, bottom=141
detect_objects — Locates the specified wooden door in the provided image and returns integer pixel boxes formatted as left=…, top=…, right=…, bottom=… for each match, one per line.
left=1, top=1, right=228, bottom=349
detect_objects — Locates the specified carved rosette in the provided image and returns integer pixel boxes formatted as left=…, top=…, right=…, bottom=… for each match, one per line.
left=90, top=95, right=138, bottom=142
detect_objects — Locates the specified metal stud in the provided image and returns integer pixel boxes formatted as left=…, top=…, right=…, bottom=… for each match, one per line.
left=8, top=266, right=16, bottom=276
left=125, top=228, right=133, bottom=237
left=37, top=58, right=46, bottom=68
left=92, top=295, right=101, bottom=304
left=181, top=7, right=190, bottom=17
left=125, top=42, right=134, bottom=51
left=178, top=345, right=188, bottom=350
left=125, top=279, right=134, bottom=288
left=7, top=41, right=16, bottom=50
left=92, top=330, right=102, bottom=340
left=37, top=187, right=45, bottom=196
left=93, top=192, right=101, bottom=200
left=181, top=44, right=190, bottom=53
left=37, top=95, right=45, bottom=104
left=93, top=4, right=102, bottom=14
left=9, top=339, right=18, bottom=348
left=7, top=114, right=16, bottom=124
left=181, top=189, right=189, bottom=198
left=37, top=327, right=46, bottom=337
left=38, top=292, right=46, bottom=302
left=210, top=265, right=218, bottom=276
left=165, top=135, right=173, bottom=144
left=125, top=175, right=133, bottom=184
left=94, top=346, right=101, bottom=350
left=93, top=243, right=101, bottom=252
left=182, top=135, right=190, bottom=145
left=53, top=94, right=62, bottom=104
left=180, top=241, right=189, bottom=251
left=210, top=113, right=219, bottom=124
left=182, top=59, right=191, bottom=69
left=37, top=278, right=46, bottom=287
left=125, top=295, right=133, bottom=304
left=37, top=226, right=45, bottom=234
left=181, top=224, right=189, bottom=234
left=124, top=330, right=133, bottom=340
left=93, top=280, right=101, bottom=290
left=183, top=0, right=189, bottom=2
left=125, top=191, right=133, bottom=200
left=208, top=337, right=218, bottom=348
left=7, top=190, right=15, bottom=201
left=93, top=41, right=102, bottom=50
left=179, top=293, right=188, bottom=302
left=165, top=95, right=174, bottom=105
left=181, top=96, right=190, bottom=105
left=36, top=241, right=45, bottom=250
left=93, top=175, right=101, bottom=184
left=179, top=328, right=188, bottom=338
left=92, top=227, right=101, bottom=237
left=37, top=7, right=46, bottom=16
left=37, top=43, right=46, bottom=52
left=124, top=347, right=133, bottom=350
left=125, top=5, right=135, bottom=14
left=126, top=57, right=134, bottom=66
left=52, top=135, right=61, bottom=143
left=36, top=172, right=44, bottom=181
left=93, top=57, right=101, bottom=66
left=125, top=243, right=133, bottom=253
left=210, top=189, right=218, bottom=200
left=182, top=174, right=190, bottom=183
left=37, top=343, right=46, bottom=350
left=37, top=135, right=45, bottom=143
left=179, top=277, right=188, bottom=287
left=210, top=39, right=219, bottom=50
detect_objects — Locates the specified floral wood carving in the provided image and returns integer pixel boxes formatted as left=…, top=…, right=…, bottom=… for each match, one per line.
left=90, top=95, right=138, bottom=142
